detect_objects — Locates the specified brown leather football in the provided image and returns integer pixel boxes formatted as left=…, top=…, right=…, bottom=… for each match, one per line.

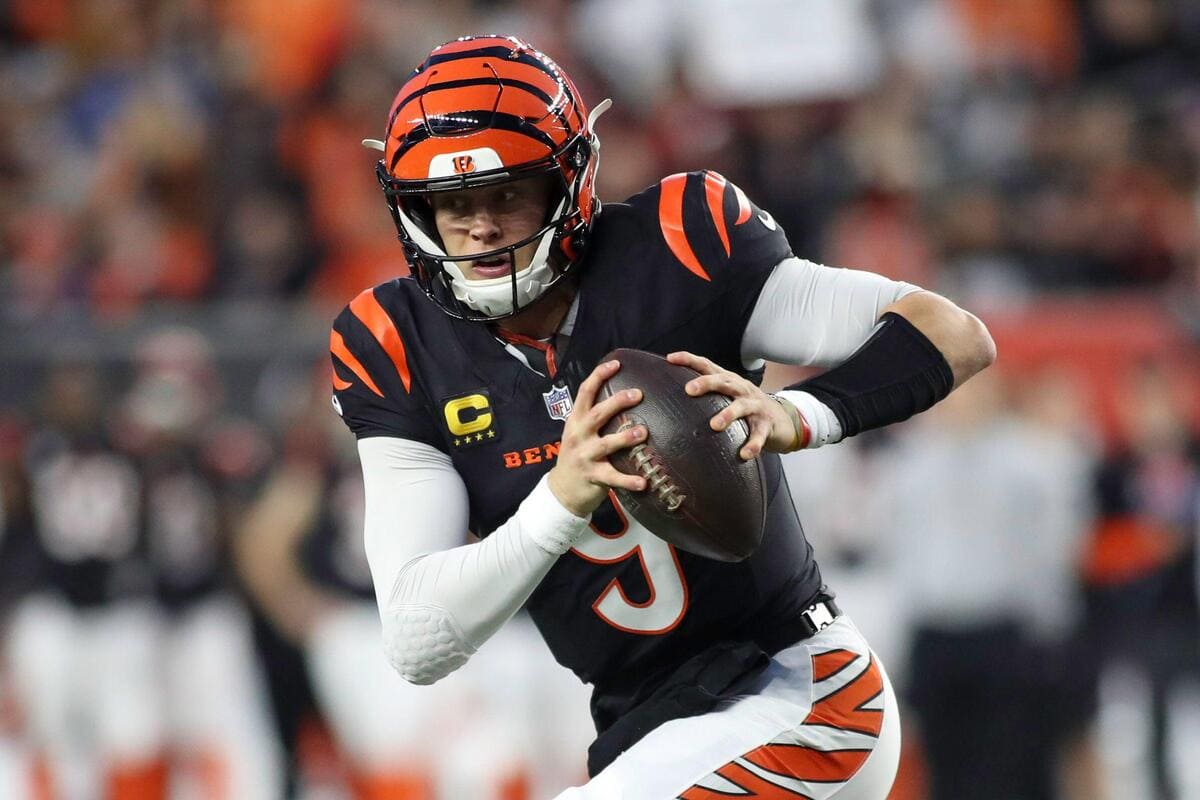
left=597, top=348, right=767, bottom=562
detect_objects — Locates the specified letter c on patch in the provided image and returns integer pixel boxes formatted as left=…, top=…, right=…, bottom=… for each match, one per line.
left=444, top=394, right=492, bottom=436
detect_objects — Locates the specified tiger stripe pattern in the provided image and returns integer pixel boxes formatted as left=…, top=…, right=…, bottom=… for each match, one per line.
left=678, top=650, right=885, bottom=799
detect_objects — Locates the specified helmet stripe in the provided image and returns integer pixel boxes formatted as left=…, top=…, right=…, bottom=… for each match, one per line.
left=384, top=57, right=566, bottom=151
left=388, top=111, right=561, bottom=172
left=391, top=77, right=570, bottom=134
left=395, top=77, right=554, bottom=118
left=419, top=47, right=584, bottom=129
left=425, top=45, right=561, bottom=82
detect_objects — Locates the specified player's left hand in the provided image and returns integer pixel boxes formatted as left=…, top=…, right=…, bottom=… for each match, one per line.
left=666, top=351, right=797, bottom=460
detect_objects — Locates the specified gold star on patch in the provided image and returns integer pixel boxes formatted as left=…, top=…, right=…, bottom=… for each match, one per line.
left=475, top=433, right=484, bottom=442
left=487, top=430, right=495, bottom=438
left=453, top=438, right=461, bottom=446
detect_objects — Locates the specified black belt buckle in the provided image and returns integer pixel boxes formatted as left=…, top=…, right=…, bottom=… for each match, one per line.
left=800, top=596, right=840, bottom=636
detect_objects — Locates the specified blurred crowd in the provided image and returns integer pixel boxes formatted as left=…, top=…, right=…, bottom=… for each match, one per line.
left=1, top=0, right=1199, bottom=323
left=1, top=0, right=1200, bottom=798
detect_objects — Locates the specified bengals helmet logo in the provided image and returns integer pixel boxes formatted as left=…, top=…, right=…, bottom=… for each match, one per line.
left=452, top=155, right=475, bottom=174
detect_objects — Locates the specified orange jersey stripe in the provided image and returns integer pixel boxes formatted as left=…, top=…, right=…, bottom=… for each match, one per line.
left=703, top=171, right=731, bottom=257
left=743, top=743, right=870, bottom=783
left=658, top=174, right=711, bottom=282
left=330, top=329, right=384, bottom=398
left=733, top=183, right=752, bottom=225
left=350, top=289, right=412, bottom=393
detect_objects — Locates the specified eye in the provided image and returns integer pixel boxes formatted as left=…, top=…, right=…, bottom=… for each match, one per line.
left=439, top=195, right=468, bottom=214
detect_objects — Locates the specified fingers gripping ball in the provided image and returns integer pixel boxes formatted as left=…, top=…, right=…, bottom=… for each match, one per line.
left=597, top=349, right=767, bottom=562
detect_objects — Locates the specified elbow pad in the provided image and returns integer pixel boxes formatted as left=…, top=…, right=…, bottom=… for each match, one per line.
left=381, top=602, right=474, bottom=685
left=373, top=475, right=590, bottom=685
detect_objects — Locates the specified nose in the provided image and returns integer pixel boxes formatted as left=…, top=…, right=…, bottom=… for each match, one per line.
left=467, top=208, right=501, bottom=244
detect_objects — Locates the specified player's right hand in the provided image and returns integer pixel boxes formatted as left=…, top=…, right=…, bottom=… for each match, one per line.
left=547, top=359, right=648, bottom=517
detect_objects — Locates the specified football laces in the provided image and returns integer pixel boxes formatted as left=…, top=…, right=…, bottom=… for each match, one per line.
left=620, top=421, right=686, bottom=512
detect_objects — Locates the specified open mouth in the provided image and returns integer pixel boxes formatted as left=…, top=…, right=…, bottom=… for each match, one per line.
left=471, top=254, right=513, bottom=278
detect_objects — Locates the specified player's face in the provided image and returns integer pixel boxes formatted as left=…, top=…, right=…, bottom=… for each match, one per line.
left=431, top=175, right=554, bottom=281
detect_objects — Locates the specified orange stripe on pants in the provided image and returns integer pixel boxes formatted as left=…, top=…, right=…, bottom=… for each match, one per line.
left=107, top=758, right=168, bottom=800
left=351, top=771, right=435, bottom=800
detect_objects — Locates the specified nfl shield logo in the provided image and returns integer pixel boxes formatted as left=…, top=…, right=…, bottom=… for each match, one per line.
left=543, top=384, right=574, bottom=421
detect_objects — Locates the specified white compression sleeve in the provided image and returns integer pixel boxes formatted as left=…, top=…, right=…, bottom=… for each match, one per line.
left=741, top=257, right=921, bottom=369
left=741, top=257, right=922, bottom=447
left=357, top=437, right=590, bottom=684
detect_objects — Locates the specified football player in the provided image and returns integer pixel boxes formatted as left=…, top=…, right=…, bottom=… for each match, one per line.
left=331, top=36, right=995, bottom=799
left=239, top=367, right=589, bottom=798
left=9, top=339, right=284, bottom=800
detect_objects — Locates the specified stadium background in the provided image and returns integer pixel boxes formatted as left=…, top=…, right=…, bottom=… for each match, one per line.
left=1, top=0, right=1199, bottom=798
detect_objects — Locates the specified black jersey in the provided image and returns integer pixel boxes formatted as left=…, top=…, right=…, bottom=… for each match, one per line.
left=140, top=445, right=228, bottom=610
left=331, top=171, right=824, bottom=733
left=25, top=429, right=150, bottom=607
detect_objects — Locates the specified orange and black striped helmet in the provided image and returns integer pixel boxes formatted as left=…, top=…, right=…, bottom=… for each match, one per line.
left=368, top=35, right=608, bottom=320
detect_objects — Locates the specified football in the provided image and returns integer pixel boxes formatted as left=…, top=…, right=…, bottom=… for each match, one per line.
left=597, top=348, right=767, bottom=562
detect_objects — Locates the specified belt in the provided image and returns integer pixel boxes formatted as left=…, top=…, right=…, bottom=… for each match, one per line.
left=799, top=592, right=841, bottom=636
left=755, top=588, right=842, bottom=654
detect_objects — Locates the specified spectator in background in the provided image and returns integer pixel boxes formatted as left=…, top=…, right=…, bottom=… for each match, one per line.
left=878, top=367, right=1098, bottom=800
left=3, top=0, right=1198, bottom=323
left=289, top=56, right=410, bottom=310
left=1082, top=360, right=1200, bottom=799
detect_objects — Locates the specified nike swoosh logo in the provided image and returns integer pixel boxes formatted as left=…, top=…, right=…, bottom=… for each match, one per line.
left=758, top=212, right=777, bottom=231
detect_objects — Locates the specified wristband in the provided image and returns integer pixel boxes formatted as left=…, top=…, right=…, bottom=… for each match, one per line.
left=768, top=393, right=810, bottom=452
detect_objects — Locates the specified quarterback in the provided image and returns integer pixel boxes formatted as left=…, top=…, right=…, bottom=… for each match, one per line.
left=331, top=36, right=995, bottom=799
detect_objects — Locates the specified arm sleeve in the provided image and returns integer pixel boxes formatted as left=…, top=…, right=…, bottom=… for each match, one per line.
left=740, top=257, right=921, bottom=369
left=740, top=257, right=922, bottom=447
left=358, top=437, right=591, bottom=684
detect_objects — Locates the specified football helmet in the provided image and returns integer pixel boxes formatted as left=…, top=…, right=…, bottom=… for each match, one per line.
left=368, top=35, right=609, bottom=320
